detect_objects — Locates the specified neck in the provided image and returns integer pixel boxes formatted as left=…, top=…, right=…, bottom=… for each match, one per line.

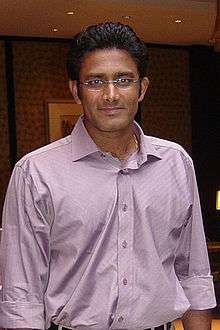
left=100, top=133, right=138, bottom=160
left=84, top=121, right=139, bottom=160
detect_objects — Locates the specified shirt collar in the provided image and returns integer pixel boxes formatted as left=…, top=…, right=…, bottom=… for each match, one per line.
left=133, top=121, right=162, bottom=165
left=71, top=116, right=100, bottom=161
left=71, top=116, right=162, bottom=163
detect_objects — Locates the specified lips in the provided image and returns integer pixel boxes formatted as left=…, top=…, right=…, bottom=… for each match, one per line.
left=99, top=106, right=124, bottom=114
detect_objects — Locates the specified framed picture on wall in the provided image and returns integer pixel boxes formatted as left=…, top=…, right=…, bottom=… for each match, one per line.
left=45, top=100, right=83, bottom=143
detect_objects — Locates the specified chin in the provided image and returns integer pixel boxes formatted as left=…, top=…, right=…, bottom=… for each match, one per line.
left=98, top=117, right=133, bottom=131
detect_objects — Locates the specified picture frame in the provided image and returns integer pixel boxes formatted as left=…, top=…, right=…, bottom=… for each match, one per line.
left=45, top=100, right=83, bottom=143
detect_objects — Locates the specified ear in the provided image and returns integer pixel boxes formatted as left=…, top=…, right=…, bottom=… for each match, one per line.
left=69, top=80, right=82, bottom=104
left=138, top=77, right=149, bottom=102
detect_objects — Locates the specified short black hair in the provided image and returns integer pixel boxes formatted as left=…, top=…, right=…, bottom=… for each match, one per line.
left=67, top=22, right=148, bottom=81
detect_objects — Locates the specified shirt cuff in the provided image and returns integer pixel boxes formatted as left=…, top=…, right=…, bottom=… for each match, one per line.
left=0, top=300, right=45, bottom=329
left=180, top=275, right=217, bottom=310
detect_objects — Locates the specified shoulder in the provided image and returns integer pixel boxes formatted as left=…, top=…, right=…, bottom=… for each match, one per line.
left=144, top=135, right=193, bottom=166
left=16, top=135, right=72, bottom=174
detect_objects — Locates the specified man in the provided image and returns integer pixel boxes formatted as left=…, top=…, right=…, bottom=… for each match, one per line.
left=0, top=22, right=216, bottom=330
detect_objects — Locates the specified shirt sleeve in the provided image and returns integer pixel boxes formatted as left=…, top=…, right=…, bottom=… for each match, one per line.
left=0, top=164, right=51, bottom=329
left=174, top=157, right=216, bottom=310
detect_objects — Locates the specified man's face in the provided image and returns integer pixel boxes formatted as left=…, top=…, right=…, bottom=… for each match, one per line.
left=70, top=48, right=149, bottom=135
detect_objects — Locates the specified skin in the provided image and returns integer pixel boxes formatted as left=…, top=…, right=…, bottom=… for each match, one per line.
left=69, top=48, right=149, bottom=159
left=182, top=309, right=212, bottom=330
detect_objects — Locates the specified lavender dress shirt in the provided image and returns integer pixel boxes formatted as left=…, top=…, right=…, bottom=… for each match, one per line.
left=0, top=117, right=216, bottom=330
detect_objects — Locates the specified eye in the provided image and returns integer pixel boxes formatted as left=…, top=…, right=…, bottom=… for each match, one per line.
left=116, top=78, right=133, bottom=87
left=87, top=79, right=104, bottom=86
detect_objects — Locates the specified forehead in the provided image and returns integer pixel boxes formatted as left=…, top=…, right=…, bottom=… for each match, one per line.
left=79, top=48, right=139, bottom=78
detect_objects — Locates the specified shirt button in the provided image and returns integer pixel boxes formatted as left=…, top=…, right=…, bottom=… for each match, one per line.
left=118, top=316, right=124, bottom=323
left=122, top=204, right=128, bottom=212
left=123, top=278, right=128, bottom=285
left=122, top=240, right=127, bottom=248
left=120, top=168, right=129, bottom=174
left=100, top=153, right=106, bottom=158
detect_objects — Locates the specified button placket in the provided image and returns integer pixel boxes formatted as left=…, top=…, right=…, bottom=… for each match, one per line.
left=114, top=170, right=133, bottom=327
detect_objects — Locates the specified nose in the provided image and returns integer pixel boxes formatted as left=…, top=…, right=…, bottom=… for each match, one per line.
left=102, top=82, right=119, bottom=102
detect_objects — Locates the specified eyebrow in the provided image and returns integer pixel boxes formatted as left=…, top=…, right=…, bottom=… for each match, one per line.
left=84, top=71, right=136, bottom=80
left=116, top=71, right=136, bottom=77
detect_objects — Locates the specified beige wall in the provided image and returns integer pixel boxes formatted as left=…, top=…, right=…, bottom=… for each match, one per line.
left=0, top=41, right=192, bottom=222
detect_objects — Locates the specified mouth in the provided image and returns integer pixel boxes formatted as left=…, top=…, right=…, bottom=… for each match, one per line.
left=99, top=106, right=124, bottom=114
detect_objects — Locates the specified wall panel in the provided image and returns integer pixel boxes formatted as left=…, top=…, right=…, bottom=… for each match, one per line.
left=0, top=41, right=11, bottom=219
left=142, top=47, right=191, bottom=153
left=13, top=41, right=72, bottom=159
